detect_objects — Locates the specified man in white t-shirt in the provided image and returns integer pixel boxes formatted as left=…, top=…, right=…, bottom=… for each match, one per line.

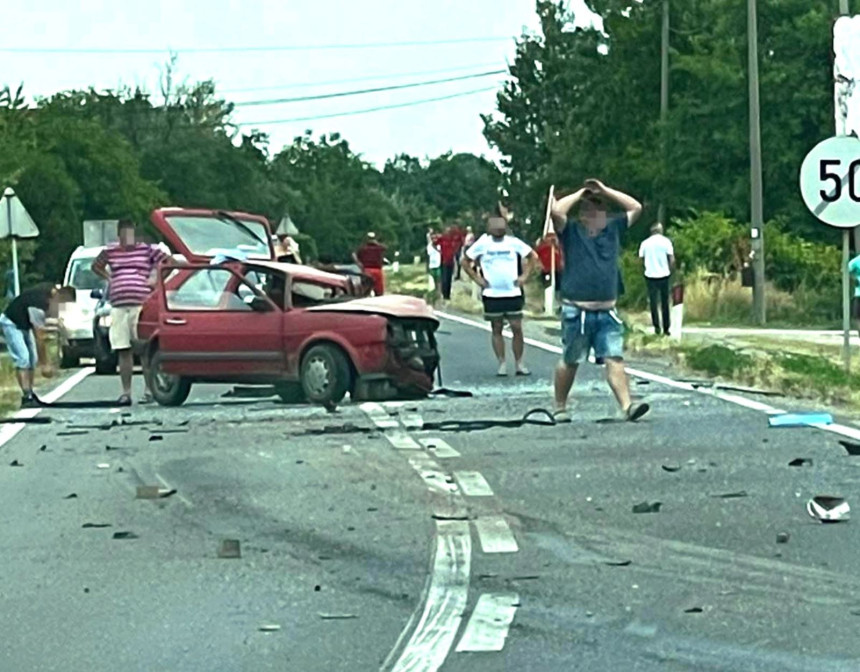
left=638, top=222, right=675, bottom=336
left=464, top=216, right=538, bottom=376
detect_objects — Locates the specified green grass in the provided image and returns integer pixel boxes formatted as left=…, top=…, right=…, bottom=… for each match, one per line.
left=683, top=344, right=755, bottom=378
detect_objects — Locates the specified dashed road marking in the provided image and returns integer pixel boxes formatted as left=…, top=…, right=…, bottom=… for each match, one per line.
left=474, top=515, right=519, bottom=554
left=387, top=431, right=422, bottom=451
left=420, top=438, right=461, bottom=459
left=391, top=520, right=472, bottom=672
left=455, top=592, right=520, bottom=653
left=454, top=471, right=494, bottom=497
left=409, top=455, right=460, bottom=495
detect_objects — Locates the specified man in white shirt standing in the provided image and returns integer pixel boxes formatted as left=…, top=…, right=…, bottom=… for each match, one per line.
left=638, top=222, right=675, bottom=336
left=464, top=216, right=538, bottom=376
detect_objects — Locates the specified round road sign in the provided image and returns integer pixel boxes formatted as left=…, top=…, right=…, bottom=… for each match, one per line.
left=799, top=136, right=860, bottom=228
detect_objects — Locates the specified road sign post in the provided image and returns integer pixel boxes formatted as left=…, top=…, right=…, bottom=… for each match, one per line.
left=799, top=135, right=860, bottom=372
left=0, top=187, right=40, bottom=297
left=542, top=185, right=556, bottom=317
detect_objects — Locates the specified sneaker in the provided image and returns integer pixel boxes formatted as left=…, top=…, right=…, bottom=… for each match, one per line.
left=497, top=362, right=508, bottom=377
left=625, top=402, right=650, bottom=422
left=553, top=409, right=572, bottom=424
left=515, top=365, right=531, bottom=376
left=20, top=394, right=39, bottom=409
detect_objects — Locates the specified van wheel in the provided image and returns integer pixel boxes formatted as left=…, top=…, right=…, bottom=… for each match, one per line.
left=300, top=344, right=351, bottom=405
left=149, top=350, right=191, bottom=407
left=275, top=382, right=306, bottom=405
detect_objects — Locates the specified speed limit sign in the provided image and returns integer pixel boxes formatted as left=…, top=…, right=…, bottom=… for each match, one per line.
left=799, top=136, right=860, bottom=228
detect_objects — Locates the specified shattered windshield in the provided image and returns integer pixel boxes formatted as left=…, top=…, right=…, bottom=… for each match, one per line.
left=165, top=215, right=272, bottom=258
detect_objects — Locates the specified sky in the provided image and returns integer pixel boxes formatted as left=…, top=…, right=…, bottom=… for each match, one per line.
left=3, top=0, right=600, bottom=167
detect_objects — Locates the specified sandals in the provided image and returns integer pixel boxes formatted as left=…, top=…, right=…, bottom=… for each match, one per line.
left=116, top=395, right=132, bottom=408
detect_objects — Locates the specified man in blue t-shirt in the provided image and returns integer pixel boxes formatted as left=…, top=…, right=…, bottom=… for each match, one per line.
left=549, top=178, right=649, bottom=423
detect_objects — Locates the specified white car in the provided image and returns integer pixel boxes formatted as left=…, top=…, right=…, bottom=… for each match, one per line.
left=59, top=246, right=107, bottom=368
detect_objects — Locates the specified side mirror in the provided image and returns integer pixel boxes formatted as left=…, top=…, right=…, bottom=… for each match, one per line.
left=90, top=288, right=104, bottom=299
left=247, top=295, right=273, bottom=312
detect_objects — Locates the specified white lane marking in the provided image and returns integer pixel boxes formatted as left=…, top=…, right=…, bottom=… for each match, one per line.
left=455, top=592, right=520, bottom=653
left=360, top=401, right=400, bottom=428
left=0, top=367, right=94, bottom=450
left=420, top=438, right=461, bottom=459
left=474, top=515, right=519, bottom=554
left=409, top=455, right=459, bottom=495
left=454, top=471, right=494, bottom=497
left=437, top=311, right=860, bottom=441
left=387, top=431, right=422, bottom=451
left=392, top=520, right=471, bottom=672
left=401, top=413, right=424, bottom=430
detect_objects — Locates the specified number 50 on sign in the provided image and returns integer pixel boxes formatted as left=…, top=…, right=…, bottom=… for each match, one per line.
left=800, top=136, right=860, bottom=228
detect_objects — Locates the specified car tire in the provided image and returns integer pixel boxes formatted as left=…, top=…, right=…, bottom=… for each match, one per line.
left=275, top=382, right=306, bottom=405
left=60, top=348, right=80, bottom=369
left=149, top=349, right=192, bottom=407
left=300, top=344, right=351, bottom=405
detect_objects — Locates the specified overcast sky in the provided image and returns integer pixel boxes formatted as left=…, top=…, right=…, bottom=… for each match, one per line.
left=3, top=0, right=600, bottom=167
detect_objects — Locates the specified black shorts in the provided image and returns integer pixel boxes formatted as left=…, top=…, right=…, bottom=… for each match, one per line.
left=853, top=297, right=860, bottom=320
left=482, top=295, right=525, bottom=322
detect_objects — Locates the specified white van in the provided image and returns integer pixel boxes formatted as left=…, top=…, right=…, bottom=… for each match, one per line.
left=59, top=246, right=107, bottom=367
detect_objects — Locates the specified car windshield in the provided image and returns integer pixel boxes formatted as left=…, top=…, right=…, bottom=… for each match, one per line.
left=68, top=258, right=106, bottom=291
left=164, top=215, right=272, bottom=259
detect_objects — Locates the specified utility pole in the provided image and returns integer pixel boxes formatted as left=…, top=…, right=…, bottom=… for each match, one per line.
left=657, top=0, right=670, bottom=226
left=748, top=0, right=766, bottom=324
left=839, top=0, right=852, bottom=371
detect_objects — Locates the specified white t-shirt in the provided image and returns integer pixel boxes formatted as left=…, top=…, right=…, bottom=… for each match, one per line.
left=639, top=234, right=674, bottom=279
left=466, top=234, right=533, bottom=297
left=427, top=243, right=441, bottom=269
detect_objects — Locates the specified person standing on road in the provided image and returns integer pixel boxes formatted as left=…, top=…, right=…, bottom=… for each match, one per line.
left=437, top=226, right=459, bottom=301
left=464, top=216, right=538, bottom=376
left=426, top=236, right=442, bottom=302
left=639, top=222, right=675, bottom=336
left=92, top=219, right=169, bottom=406
left=550, top=179, right=650, bottom=423
left=0, top=283, right=75, bottom=407
left=353, top=232, right=386, bottom=296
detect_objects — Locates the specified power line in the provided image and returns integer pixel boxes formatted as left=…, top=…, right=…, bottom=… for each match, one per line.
left=220, top=62, right=504, bottom=94
left=237, top=86, right=497, bottom=126
left=234, top=70, right=505, bottom=107
left=0, top=36, right=513, bottom=55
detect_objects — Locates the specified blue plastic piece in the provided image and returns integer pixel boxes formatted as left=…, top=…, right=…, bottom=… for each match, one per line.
left=768, top=413, right=834, bottom=428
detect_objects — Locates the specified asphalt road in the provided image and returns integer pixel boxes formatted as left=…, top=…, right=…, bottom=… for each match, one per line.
left=2, top=314, right=860, bottom=671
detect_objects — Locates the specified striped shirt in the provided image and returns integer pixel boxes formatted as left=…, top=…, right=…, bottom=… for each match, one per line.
left=93, top=243, right=169, bottom=307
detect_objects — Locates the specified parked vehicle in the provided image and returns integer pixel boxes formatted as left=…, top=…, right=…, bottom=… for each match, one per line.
left=59, top=246, right=107, bottom=367
left=137, top=208, right=439, bottom=406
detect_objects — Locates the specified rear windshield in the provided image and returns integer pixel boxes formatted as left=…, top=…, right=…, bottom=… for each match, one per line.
left=165, top=215, right=272, bottom=259
left=68, top=258, right=106, bottom=291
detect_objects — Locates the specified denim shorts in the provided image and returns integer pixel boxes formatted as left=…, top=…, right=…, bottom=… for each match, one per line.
left=560, top=304, right=624, bottom=365
left=0, top=314, right=38, bottom=370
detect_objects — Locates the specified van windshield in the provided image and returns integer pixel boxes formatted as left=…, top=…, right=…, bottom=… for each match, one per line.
left=68, top=258, right=106, bottom=291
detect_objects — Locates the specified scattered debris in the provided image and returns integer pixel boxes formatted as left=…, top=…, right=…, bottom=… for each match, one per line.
left=806, top=496, right=851, bottom=523
left=839, top=441, right=860, bottom=456
left=661, top=464, right=681, bottom=473
left=39, top=445, right=47, bottom=452
left=431, top=513, right=469, bottom=521
left=636, top=380, right=650, bottom=386
left=112, top=531, right=139, bottom=540
left=0, top=417, right=52, bottom=424
left=684, top=607, right=704, bottom=614
left=223, top=386, right=277, bottom=398
left=258, top=624, right=281, bottom=632
left=776, top=532, right=790, bottom=544
left=768, top=413, right=833, bottom=428
left=82, top=523, right=111, bottom=529
left=149, top=435, right=163, bottom=442
left=218, top=539, right=242, bottom=559
left=96, top=463, right=111, bottom=469
left=714, top=383, right=780, bottom=397
left=9, top=459, right=22, bottom=467
left=136, top=485, right=176, bottom=499
left=632, top=502, right=662, bottom=514
left=56, top=430, right=89, bottom=437
left=509, top=575, right=540, bottom=581
left=429, top=388, right=473, bottom=398
left=788, top=458, right=813, bottom=467
left=63, top=493, right=78, bottom=499
left=710, top=491, right=749, bottom=499
left=319, top=613, right=358, bottom=620
left=604, top=560, right=632, bottom=567
left=156, top=429, right=189, bottom=435
left=314, top=585, right=322, bottom=592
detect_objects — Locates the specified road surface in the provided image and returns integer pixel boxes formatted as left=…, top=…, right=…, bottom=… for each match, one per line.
left=1, top=313, right=860, bottom=671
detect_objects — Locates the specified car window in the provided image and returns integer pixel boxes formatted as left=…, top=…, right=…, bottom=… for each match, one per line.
left=68, top=258, right=106, bottom=291
left=164, top=215, right=272, bottom=259
left=245, top=268, right=286, bottom=309
left=291, top=280, right=345, bottom=307
left=165, top=268, right=254, bottom=312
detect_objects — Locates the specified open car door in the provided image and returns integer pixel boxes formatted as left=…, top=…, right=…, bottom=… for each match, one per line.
left=150, top=209, right=276, bottom=263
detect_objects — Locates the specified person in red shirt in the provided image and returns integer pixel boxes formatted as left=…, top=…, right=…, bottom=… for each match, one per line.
left=535, top=234, right=563, bottom=287
left=437, top=226, right=459, bottom=300
left=452, top=226, right=466, bottom=280
left=353, top=232, right=387, bottom=296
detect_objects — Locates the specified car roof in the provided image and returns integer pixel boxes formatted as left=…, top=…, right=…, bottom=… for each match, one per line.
left=69, top=246, right=105, bottom=259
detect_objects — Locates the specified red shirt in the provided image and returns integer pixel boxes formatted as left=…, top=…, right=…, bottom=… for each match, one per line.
left=536, top=241, right=563, bottom=274
left=356, top=241, right=386, bottom=268
left=437, top=234, right=458, bottom=265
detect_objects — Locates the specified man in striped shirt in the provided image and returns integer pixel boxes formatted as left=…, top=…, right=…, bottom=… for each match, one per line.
left=92, top=219, right=170, bottom=406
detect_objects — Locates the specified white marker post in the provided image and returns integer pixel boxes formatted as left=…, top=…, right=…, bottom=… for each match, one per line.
left=543, top=185, right=556, bottom=316
left=799, top=135, right=860, bottom=372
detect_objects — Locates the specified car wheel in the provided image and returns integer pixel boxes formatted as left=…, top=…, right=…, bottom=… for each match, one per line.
left=149, top=350, right=192, bottom=407
left=60, top=348, right=80, bottom=369
left=275, top=382, right=306, bottom=405
left=93, top=335, right=117, bottom=375
left=300, top=344, right=351, bottom=405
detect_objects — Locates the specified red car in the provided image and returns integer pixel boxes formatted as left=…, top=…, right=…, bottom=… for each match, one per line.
left=137, top=208, right=439, bottom=406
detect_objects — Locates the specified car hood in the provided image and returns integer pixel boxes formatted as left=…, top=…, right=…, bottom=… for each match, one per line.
left=306, top=295, right=438, bottom=323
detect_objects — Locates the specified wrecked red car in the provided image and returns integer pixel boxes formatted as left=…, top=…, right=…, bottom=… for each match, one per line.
left=137, top=208, right=439, bottom=406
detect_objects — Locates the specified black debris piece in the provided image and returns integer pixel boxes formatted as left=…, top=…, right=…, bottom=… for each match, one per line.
left=636, top=380, right=651, bottom=386
left=222, top=386, right=277, bottom=398
left=840, top=441, right=860, bottom=456
left=218, top=539, right=242, bottom=559
left=39, top=445, right=47, bottom=452
left=684, top=607, right=704, bottom=614
left=807, top=496, right=851, bottom=523
left=63, top=493, right=78, bottom=499
left=9, top=459, right=22, bottom=467
left=319, top=613, right=358, bottom=620
left=788, top=458, right=813, bottom=467
left=596, top=418, right=623, bottom=425
left=710, top=491, right=749, bottom=499
left=604, top=560, right=632, bottom=567
left=632, top=502, right=662, bottom=514
left=314, top=585, right=321, bottom=592
left=367, top=507, right=378, bottom=512
left=149, top=435, right=163, bottom=442
left=112, top=531, right=139, bottom=540
left=155, top=429, right=189, bottom=434
left=82, top=523, right=111, bottom=528
left=159, top=489, right=177, bottom=498
left=177, top=420, right=191, bottom=427
left=509, top=575, right=540, bottom=581
left=661, top=464, right=681, bottom=473
left=431, top=513, right=469, bottom=521
left=57, top=430, right=89, bottom=437
left=776, top=532, right=790, bottom=544
left=430, top=388, right=473, bottom=398
left=0, top=417, right=52, bottom=424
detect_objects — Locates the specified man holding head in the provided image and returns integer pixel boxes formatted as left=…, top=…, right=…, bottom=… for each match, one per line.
left=92, top=219, right=170, bottom=406
left=463, top=212, right=538, bottom=377
left=550, top=179, right=650, bottom=423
